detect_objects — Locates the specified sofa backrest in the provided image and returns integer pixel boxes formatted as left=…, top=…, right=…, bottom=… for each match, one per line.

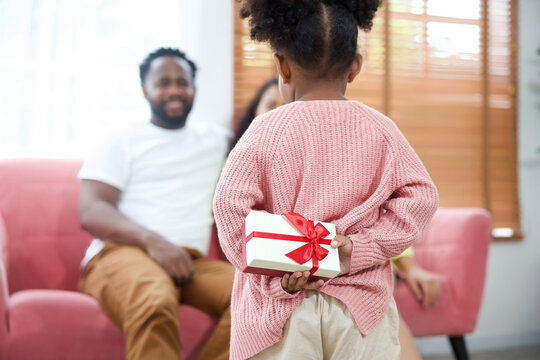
left=0, top=159, right=92, bottom=293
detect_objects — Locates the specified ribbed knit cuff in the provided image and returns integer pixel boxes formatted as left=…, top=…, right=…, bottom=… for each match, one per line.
left=348, top=232, right=387, bottom=274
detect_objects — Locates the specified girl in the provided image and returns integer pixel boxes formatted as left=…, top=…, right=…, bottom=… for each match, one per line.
left=214, top=1, right=439, bottom=359
left=236, top=78, right=441, bottom=360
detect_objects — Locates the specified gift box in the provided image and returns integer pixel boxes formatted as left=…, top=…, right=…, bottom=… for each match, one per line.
left=241, top=211, right=340, bottom=279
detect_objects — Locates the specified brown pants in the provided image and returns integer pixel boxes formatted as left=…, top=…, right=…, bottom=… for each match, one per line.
left=78, top=241, right=234, bottom=360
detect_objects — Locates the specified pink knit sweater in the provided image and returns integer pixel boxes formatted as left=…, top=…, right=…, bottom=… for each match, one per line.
left=213, top=100, right=438, bottom=359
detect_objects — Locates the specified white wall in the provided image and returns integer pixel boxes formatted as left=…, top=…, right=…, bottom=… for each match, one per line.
left=417, top=0, right=540, bottom=355
left=178, top=0, right=233, bottom=129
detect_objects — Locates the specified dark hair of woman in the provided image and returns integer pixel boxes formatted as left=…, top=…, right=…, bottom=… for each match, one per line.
left=239, top=0, right=381, bottom=78
left=230, top=76, right=279, bottom=153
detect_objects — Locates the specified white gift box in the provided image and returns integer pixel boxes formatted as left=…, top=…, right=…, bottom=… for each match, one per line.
left=241, top=210, right=340, bottom=279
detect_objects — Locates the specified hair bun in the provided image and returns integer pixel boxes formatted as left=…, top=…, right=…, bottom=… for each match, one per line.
left=326, top=0, right=381, bottom=31
left=240, top=0, right=320, bottom=44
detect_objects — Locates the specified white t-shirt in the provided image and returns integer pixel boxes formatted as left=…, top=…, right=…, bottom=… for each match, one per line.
left=79, top=121, right=229, bottom=267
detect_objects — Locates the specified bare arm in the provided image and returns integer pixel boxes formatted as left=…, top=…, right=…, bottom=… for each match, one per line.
left=394, top=255, right=441, bottom=308
left=79, top=179, right=193, bottom=283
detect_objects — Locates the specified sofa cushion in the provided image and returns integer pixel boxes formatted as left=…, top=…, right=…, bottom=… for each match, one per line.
left=7, top=290, right=216, bottom=360
left=7, top=290, right=124, bottom=360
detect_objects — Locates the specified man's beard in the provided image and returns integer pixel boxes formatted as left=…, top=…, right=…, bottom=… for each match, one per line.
left=150, top=100, right=193, bottom=128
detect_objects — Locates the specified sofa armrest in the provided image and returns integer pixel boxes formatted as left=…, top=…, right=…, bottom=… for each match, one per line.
left=207, top=223, right=228, bottom=261
left=0, top=213, right=9, bottom=343
left=412, top=208, right=491, bottom=331
left=0, top=259, right=8, bottom=341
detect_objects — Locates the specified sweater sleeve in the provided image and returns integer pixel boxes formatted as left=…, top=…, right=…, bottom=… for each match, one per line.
left=213, top=133, right=300, bottom=300
left=347, top=131, right=439, bottom=275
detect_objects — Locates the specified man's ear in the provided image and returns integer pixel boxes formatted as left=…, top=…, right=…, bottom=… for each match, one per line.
left=141, top=83, right=149, bottom=99
left=272, top=52, right=291, bottom=84
left=347, top=53, right=363, bottom=83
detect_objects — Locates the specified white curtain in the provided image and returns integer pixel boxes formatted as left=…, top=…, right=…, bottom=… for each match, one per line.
left=0, top=0, right=189, bottom=159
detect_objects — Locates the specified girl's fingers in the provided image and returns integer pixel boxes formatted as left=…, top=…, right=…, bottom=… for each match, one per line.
left=282, top=272, right=296, bottom=293
left=331, top=235, right=350, bottom=248
left=423, top=281, right=441, bottom=307
left=288, top=271, right=303, bottom=292
left=419, top=282, right=430, bottom=308
left=282, top=271, right=322, bottom=293
left=304, top=279, right=324, bottom=290
left=408, top=279, right=423, bottom=301
left=281, top=273, right=290, bottom=291
left=295, top=271, right=310, bottom=290
left=295, top=277, right=307, bottom=290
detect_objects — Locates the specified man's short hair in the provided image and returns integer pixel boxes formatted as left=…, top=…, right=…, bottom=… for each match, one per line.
left=139, top=47, right=198, bottom=83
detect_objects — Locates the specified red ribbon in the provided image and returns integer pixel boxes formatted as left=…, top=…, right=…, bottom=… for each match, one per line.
left=244, top=212, right=331, bottom=275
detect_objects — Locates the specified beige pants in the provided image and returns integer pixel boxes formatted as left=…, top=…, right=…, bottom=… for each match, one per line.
left=252, top=291, right=400, bottom=360
left=79, top=241, right=234, bottom=360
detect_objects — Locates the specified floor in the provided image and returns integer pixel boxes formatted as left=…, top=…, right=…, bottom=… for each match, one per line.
left=423, top=345, right=540, bottom=360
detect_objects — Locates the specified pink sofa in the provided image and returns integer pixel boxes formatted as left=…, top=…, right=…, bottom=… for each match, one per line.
left=0, top=159, right=217, bottom=360
left=0, top=159, right=491, bottom=360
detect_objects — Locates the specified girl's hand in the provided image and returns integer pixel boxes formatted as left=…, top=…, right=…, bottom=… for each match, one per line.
left=331, top=235, right=352, bottom=276
left=281, top=271, right=324, bottom=294
left=404, top=265, right=441, bottom=308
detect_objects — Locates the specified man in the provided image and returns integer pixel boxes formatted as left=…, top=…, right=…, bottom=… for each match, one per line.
left=78, top=48, right=233, bottom=360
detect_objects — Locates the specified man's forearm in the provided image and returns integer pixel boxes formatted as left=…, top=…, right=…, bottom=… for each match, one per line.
left=80, top=200, right=162, bottom=250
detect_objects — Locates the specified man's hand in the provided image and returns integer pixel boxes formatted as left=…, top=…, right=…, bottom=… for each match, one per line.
left=331, top=235, right=352, bottom=276
left=403, top=265, right=441, bottom=308
left=144, top=235, right=193, bottom=285
left=281, top=271, right=324, bottom=294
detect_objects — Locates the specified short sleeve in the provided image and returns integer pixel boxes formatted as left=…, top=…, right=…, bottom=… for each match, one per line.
left=391, top=247, right=414, bottom=266
left=78, top=132, right=130, bottom=190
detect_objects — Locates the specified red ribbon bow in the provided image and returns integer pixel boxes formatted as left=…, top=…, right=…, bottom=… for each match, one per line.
left=283, top=212, right=330, bottom=273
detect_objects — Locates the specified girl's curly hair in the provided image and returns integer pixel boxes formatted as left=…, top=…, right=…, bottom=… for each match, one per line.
left=239, top=0, right=381, bottom=78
